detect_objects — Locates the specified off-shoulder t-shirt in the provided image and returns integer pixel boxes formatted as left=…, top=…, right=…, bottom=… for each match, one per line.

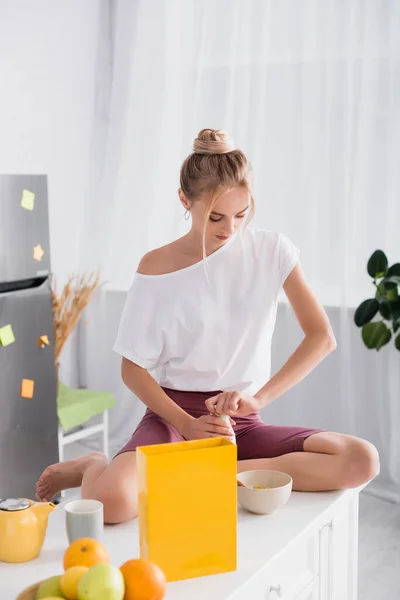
left=113, top=228, right=299, bottom=396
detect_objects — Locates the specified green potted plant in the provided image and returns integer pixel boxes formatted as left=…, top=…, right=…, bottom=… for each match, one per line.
left=354, top=250, right=400, bottom=351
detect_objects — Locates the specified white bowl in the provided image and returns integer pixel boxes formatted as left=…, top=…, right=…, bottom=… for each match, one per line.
left=237, top=470, right=293, bottom=515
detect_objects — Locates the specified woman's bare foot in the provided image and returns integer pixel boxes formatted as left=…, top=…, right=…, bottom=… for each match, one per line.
left=36, top=451, right=107, bottom=502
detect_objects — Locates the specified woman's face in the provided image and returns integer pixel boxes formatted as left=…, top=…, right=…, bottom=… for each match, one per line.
left=182, top=187, right=251, bottom=250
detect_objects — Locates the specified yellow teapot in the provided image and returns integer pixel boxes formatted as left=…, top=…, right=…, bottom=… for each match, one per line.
left=0, top=497, right=56, bottom=562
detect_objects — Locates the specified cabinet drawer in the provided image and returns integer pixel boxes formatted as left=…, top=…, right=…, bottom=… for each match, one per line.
left=295, top=576, right=319, bottom=600
left=231, top=533, right=319, bottom=600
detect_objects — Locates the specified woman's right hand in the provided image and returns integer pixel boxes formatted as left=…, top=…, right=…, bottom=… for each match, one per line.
left=182, top=414, right=235, bottom=440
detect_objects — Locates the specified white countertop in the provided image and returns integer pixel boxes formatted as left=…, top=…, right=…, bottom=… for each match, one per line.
left=2, top=486, right=363, bottom=600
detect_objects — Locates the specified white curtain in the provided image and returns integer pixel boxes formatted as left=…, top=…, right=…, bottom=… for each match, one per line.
left=77, top=0, right=400, bottom=501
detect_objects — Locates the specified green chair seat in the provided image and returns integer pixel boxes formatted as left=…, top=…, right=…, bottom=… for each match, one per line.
left=57, top=381, right=116, bottom=432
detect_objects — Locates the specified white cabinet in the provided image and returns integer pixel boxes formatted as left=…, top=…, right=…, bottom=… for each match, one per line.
left=318, top=495, right=359, bottom=600
left=232, top=533, right=319, bottom=599
left=324, top=495, right=359, bottom=600
left=230, top=488, right=361, bottom=600
left=296, top=578, right=320, bottom=600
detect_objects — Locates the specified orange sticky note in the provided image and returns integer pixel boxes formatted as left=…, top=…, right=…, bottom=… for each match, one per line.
left=21, top=379, right=34, bottom=399
left=38, top=335, right=49, bottom=347
left=33, top=244, right=45, bottom=261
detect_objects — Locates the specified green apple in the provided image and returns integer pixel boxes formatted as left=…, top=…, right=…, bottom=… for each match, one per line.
left=78, top=564, right=125, bottom=600
left=36, top=575, right=63, bottom=599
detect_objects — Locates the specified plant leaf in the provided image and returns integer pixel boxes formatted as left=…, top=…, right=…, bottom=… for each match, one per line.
left=362, top=322, right=391, bottom=350
left=375, top=281, right=386, bottom=301
left=367, top=250, right=388, bottom=278
left=376, top=326, right=392, bottom=350
left=379, top=301, right=391, bottom=320
left=384, top=275, right=400, bottom=286
left=391, top=299, right=400, bottom=321
left=386, top=286, right=399, bottom=301
left=387, top=263, right=400, bottom=277
left=354, top=299, right=379, bottom=327
left=394, top=322, right=400, bottom=334
left=395, top=333, right=400, bottom=350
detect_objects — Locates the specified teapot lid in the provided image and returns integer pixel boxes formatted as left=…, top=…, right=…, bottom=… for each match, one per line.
left=0, top=498, right=30, bottom=511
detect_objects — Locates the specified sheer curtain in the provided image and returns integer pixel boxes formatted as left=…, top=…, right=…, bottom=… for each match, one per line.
left=78, top=0, right=400, bottom=501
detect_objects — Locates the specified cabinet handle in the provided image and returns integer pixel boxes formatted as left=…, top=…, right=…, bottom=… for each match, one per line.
left=268, top=584, right=282, bottom=597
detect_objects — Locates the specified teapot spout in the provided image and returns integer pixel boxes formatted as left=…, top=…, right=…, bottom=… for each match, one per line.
left=31, top=500, right=56, bottom=529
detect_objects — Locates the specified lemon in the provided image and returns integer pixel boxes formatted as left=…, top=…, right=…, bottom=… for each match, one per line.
left=60, top=566, right=89, bottom=600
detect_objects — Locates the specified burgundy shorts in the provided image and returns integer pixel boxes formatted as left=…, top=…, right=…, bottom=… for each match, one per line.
left=115, top=387, right=325, bottom=461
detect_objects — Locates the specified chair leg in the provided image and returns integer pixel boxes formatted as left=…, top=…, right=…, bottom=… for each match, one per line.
left=103, top=410, right=109, bottom=459
left=58, top=424, right=64, bottom=463
left=58, top=424, right=65, bottom=498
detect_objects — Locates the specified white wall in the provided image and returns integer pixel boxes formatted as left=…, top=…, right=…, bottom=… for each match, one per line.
left=0, top=0, right=100, bottom=384
left=0, top=0, right=98, bottom=280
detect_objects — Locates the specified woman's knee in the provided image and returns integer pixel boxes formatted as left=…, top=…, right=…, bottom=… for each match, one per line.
left=82, top=452, right=139, bottom=524
left=102, top=486, right=138, bottom=524
left=339, top=437, right=380, bottom=488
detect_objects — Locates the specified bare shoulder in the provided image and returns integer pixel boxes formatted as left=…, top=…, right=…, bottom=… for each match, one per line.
left=137, top=242, right=178, bottom=276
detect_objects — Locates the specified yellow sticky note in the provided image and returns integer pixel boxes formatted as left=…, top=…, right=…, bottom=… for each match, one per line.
left=21, top=189, right=35, bottom=211
left=0, top=324, right=15, bottom=346
left=21, top=379, right=34, bottom=399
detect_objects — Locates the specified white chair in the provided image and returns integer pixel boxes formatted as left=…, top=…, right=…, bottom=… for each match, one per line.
left=58, top=409, right=109, bottom=463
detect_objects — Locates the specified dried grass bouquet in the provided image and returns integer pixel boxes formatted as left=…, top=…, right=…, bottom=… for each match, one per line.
left=51, top=270, right=101, bottom=365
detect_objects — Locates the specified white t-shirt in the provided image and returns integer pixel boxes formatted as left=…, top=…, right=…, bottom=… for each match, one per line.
left=113, top=228, right=299, bottom=396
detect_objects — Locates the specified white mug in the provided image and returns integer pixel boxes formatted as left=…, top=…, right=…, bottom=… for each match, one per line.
left=65, top=499, right=104, bottom=543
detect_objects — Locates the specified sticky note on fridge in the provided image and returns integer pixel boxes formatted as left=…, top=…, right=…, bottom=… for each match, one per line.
left=0, top=324, right=15, bottom=346
left=21, top=379, right=34, bottom=399
left=20, top=189, right=35, bottom=211
left=33, top=244, right=45, bottom=261
left=38, top=335, right=49, bottom=347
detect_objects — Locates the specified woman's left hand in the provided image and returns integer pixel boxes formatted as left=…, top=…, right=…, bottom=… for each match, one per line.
left=205, top=391, right=260, bottom=418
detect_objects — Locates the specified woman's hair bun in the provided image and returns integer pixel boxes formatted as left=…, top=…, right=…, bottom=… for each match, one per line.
left=193, top=128, right=235, bottom=155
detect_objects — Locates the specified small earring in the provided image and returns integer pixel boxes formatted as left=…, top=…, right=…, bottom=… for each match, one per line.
left=184, top=209, right=191, bottom=220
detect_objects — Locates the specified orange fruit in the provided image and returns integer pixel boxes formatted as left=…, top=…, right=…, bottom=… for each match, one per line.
left=120, top=558, right=167, bottom=600
left=63, top=537, right=110, bottom=571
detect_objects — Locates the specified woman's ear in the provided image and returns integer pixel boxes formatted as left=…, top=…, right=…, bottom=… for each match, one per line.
left=178, top=188, right=190, bottom=210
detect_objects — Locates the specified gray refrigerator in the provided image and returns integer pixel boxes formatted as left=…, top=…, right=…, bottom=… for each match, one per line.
left=0, top=175, right=59, bottom=499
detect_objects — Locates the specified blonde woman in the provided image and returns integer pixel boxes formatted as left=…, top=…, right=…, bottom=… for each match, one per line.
left=37, top=129, right=379, bottom=523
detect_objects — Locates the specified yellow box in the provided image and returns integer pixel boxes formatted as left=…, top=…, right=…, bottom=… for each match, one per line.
left=137, top=437, right=237, bottom=582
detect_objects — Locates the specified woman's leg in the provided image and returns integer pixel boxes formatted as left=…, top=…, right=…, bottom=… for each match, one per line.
left=36, top=451, right=138, bottom=524
left=36, top=412, right=186, bottom=524
left=81, top=452, right=139, bottom=523
left=237, top=427, right=380, bottom=491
